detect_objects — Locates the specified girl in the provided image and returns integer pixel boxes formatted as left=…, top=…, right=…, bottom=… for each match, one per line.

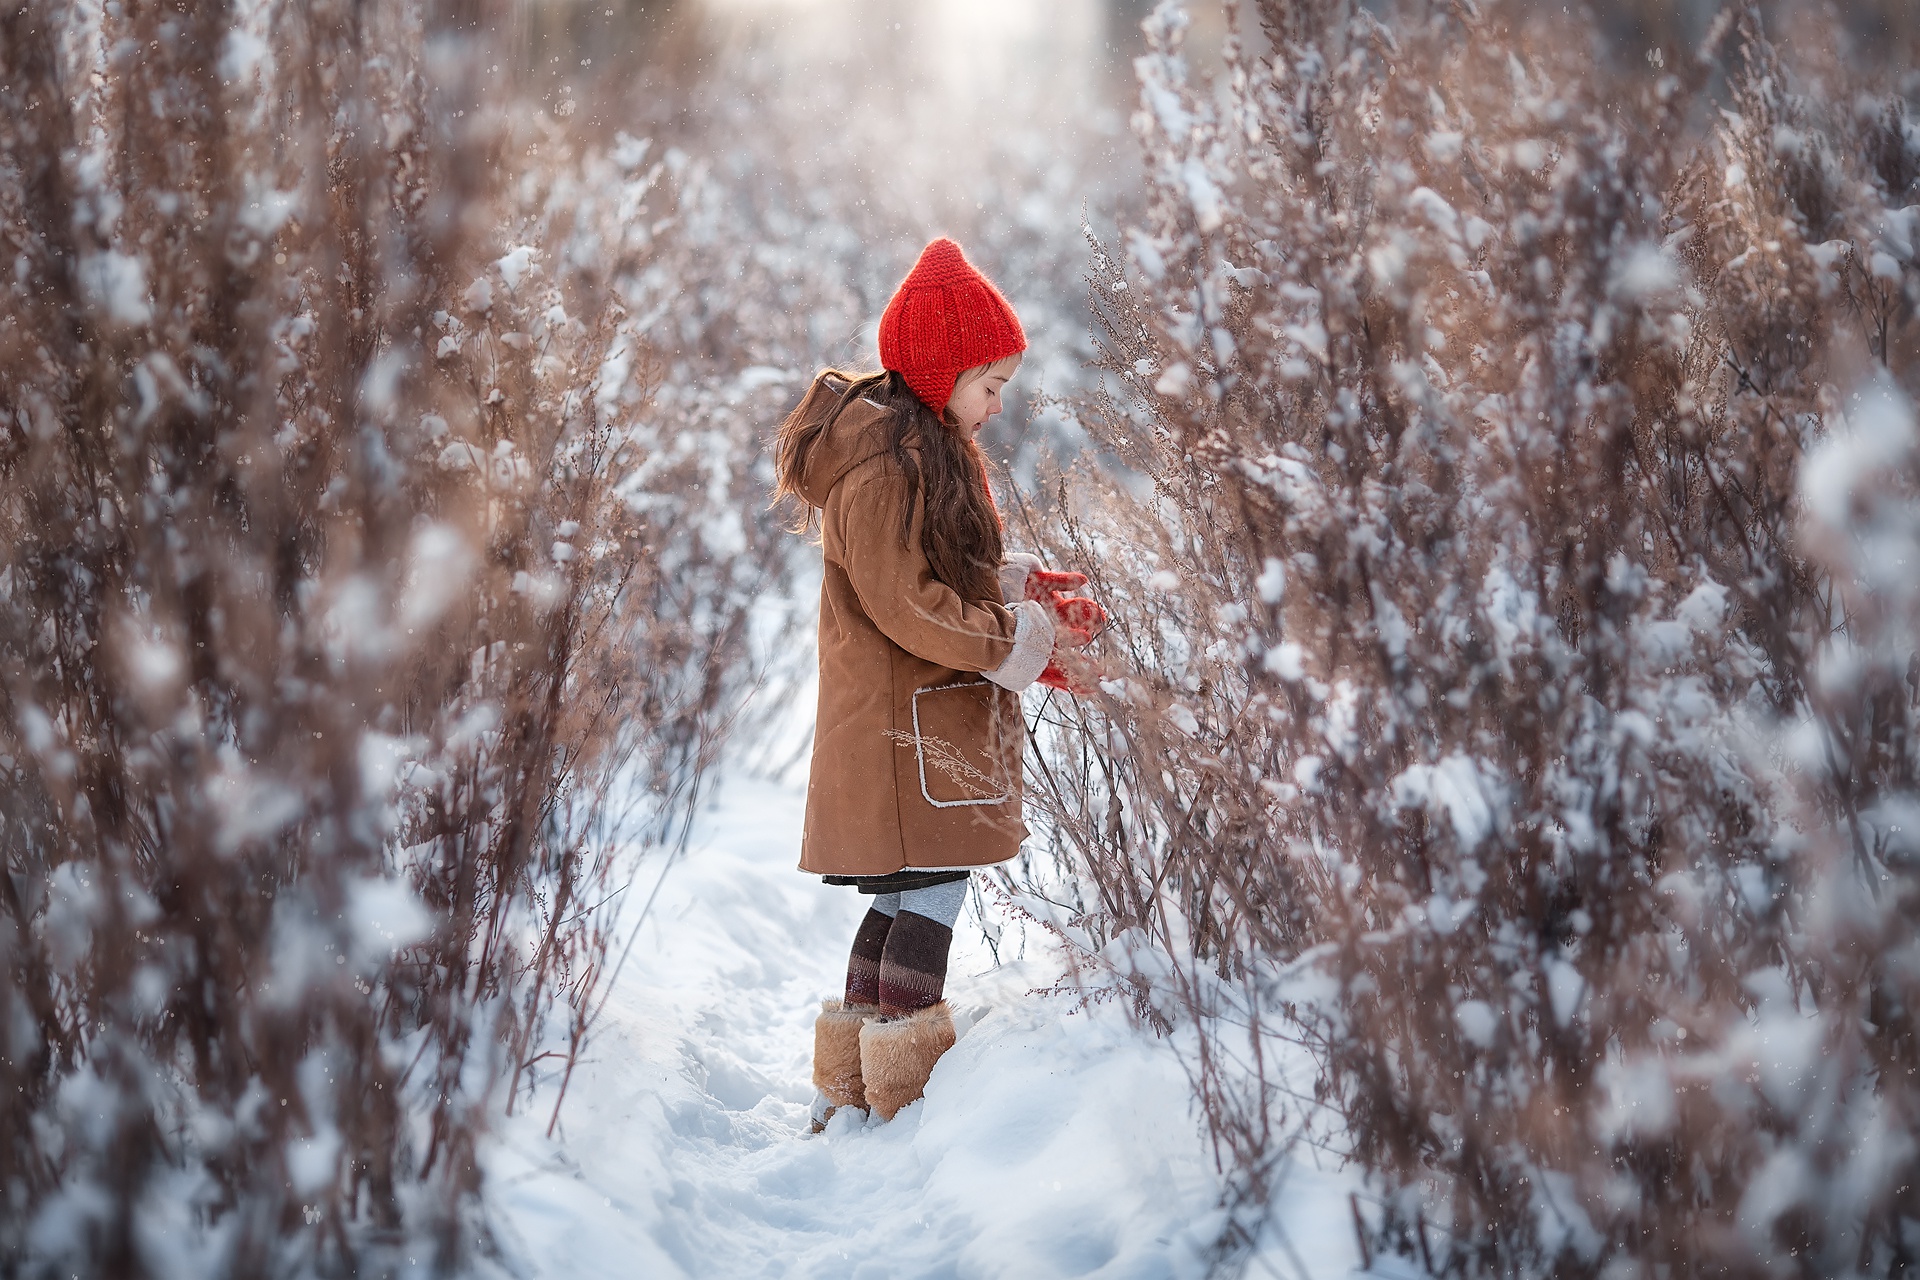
left=773, top=238, right=1105, bottom=1129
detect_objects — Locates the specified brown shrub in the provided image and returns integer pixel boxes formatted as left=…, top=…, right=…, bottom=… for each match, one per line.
left=0, top=1, right=786, bottom=1273
left=1016, top=1, right=1920, bottom=1273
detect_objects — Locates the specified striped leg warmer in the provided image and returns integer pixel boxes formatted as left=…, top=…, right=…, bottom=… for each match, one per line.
left=856, top=878, right=970, bottom=1121
left=843, top=901, right=897, bottom=1008
left=877, top=878, right=967, bottom=1017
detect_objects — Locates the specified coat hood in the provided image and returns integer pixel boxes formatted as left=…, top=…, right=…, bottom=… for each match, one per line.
left=789, top=373, right=895, bottom=509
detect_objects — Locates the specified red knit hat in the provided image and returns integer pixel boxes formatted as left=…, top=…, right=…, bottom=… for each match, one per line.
left=877, top=238, right=1027, bottom=414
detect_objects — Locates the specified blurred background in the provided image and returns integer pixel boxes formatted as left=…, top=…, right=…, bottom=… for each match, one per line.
left=427, top=0, right=1240, bottom=477
left=442, top=0, right=1914, bottom=471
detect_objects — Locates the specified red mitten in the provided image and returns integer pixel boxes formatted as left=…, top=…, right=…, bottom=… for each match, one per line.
left=1018, top=565, right=1108, bottom=686
left=1051, top=594, right=1106, bottom=645
left=1038, top=650, right=1104, bottom=696
left=1024, top=568, right=1088, bottom=601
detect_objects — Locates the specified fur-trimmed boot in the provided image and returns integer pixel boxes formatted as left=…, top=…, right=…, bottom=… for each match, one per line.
left=809, top=999, right=874, bottom=1132
left=857, top=1001, right=956, bottom=1121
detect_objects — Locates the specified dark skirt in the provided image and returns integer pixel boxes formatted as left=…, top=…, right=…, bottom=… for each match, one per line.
left=821, top=868, right=971, bottom=895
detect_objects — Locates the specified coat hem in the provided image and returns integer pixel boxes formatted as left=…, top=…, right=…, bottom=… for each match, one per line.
left=902, top=856, right=1014, bottom=870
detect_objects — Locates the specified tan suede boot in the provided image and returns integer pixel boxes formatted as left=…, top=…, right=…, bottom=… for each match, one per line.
left=810, top=999, right=874, bottom=1132
left=857, top=1001, right=956, bottom=1121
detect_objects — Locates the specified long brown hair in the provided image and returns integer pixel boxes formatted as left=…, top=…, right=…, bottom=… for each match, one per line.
left=774, top=368, right=1005, bottom=602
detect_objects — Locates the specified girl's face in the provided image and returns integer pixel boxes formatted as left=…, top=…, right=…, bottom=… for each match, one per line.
left=945, top=354, right=1022, bottom=435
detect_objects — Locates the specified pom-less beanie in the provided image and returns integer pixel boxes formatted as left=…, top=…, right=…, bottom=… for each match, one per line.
left=877, top=238, right=1027, bottom=414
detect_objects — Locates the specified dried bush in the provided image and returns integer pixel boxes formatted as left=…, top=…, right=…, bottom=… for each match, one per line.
left=0, top=1, right=785, bottom=1273
left=1018, top=1, right=1920, bottom=1273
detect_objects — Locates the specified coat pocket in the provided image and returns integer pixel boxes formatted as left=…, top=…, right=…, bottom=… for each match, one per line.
left=909, top=679, right=1012, bottom=807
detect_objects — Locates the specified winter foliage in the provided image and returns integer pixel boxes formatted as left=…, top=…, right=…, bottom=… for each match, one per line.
left=7, top=0, right=1920, bottom=1274
left=0, top=1, right=790, bottom=1271
left=1017, top=0, right=1920, bottom=1273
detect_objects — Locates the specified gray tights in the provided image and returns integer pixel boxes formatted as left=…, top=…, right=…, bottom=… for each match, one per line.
left=868, top=877, right=968, bottom=928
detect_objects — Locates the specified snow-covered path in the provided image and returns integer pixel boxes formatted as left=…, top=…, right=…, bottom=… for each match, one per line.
left=482, top=773, right=1374, bottom=1279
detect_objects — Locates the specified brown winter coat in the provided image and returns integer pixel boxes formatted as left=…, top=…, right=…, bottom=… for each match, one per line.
left=789, top=374, right=1041, bottom=877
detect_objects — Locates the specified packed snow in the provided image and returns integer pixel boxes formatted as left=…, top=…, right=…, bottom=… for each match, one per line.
left=482, top=772, right=1379, bottom=1279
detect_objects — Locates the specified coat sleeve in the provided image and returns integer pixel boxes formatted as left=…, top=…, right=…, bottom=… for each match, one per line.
left=827, top=462, right=1053, bottom=687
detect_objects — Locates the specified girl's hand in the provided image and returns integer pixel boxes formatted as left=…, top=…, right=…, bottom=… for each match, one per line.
left=1048, top=594, right=1108, bottom=648
left=1011, top=558, right=1108, bottom=665
left=1023, top=568, right=1088, bottom=600
left=1038, top=648, right=1104, bottom=695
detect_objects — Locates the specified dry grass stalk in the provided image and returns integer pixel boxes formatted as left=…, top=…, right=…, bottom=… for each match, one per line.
left=0, top=1, right=788, bottom=1272
left=1012, top=1, right=1920, bottom=1273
